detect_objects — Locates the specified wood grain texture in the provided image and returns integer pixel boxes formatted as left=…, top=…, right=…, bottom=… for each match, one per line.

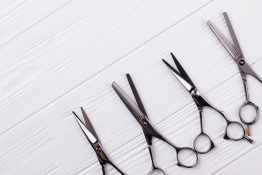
left=0, top=0, right=262, bottom=174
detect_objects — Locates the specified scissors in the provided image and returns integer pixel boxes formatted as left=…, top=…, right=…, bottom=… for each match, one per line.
left=73, top=107, right=125, bottom=175
left=208, top=12, right=262, bottom=136
left=162, top=52, right=253, bottom=154
left=112, top=74, right=198, bottom=169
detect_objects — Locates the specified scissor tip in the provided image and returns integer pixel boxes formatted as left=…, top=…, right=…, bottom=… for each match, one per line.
left=162, top=59, right=168, bottom=65
left=112, top=82, right=119, bottom=89
left=207, top=20, right=214, bottom=27
left=72, top=111, right=77, bottom=117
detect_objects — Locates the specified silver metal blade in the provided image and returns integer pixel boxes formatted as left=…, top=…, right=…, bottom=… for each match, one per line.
left=223, top=12, right=243, bottom=58
left=162, top=59, right=193, bottom=92
left=207, top=20, right=241, bottom=60
left=126, top=74, right=148, bottom=118
left=80, top=107, right=99, bottom=141
left=73, top=112, right=97, bottom=144
left=112, top=82, right=144, bottom=120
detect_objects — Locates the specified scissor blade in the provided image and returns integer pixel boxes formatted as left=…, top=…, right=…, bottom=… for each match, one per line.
left=80, top=107, right=99, bottom=141
left=73, top=111, right=98, bottom=144
left=126, top=74, right=148, bottom=117
left=112, top=82, right=145, bottom=121
left=170, top=52, right=196, bottom=88
left=207, top=20, right=241, bottom=60
left=223, top=12, right=243, bottom=58
left=162, top=59, right=194, bottom=92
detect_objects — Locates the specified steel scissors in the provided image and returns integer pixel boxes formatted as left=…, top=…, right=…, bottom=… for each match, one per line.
left=73, top=107, right=125, bottom=175
left=162, top=53, right=253, bottom=154
left=112, top=74, right=198, bottom=169
left=208, top=12, right=262, bottom=136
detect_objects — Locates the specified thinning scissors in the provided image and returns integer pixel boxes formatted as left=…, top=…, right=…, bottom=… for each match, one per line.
left=162, top=53, right=253, bottom=154
left=73, top=107, right=125, bottom=175
left=208, top=12, right=262, bottom=136
left=112, top=74, right=198, bottom=169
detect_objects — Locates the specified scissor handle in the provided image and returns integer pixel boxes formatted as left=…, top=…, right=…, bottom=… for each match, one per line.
left=208, top=106, right=253, bottom=143
left=146, top=142, right=166, bottom=175
left=193, top=132, right=215, bottom=154
left=101, top=160, right=125, bottom=175
left=239, top=101, right=259, bottom=125
left=157, top=136, right=198, bottom=168
left=139, top=117, right=198, bottom=168
left=107, top=161, right=125, bottom=175
left=148, top=167, right=165, bottom=175
left=176, top=147, right=198, bottom=168
left=223, top=121, right=253, bottom=144
left=101, top=165, right=106, bottom=175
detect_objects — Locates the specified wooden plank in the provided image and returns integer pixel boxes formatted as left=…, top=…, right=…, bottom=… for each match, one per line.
left=0, top=0, right=262, bottom=174
left=0, top=0, right=213, bottom=135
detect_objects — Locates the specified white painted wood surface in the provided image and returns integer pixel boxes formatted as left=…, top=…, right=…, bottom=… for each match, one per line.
left=0, top=0, right=261, bottom=174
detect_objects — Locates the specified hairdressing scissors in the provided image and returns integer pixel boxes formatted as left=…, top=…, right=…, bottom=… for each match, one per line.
left=208, top=12, right=262, bottom=136
left=162, top=53, right=253, bottom=154
left=112, top=74, right=198, bottom=169
left=72, top=107, right=125, bottom=175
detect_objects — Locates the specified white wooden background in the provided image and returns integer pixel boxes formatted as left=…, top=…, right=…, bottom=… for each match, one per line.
left=0, top=0, right=262, bottom=174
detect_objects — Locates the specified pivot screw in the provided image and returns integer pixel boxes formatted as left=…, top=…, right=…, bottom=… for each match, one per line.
left=239, top=59, right=245, bottom=65
left=96, top=147, right=102, bottom=152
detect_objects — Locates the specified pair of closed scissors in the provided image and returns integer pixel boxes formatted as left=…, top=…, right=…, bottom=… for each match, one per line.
left=73, top=107, right=125, bottom=175
left=208, top=12, right=262, bottom=136
left=162, top=53, right=253, bottom=154
left=112, top=74, right=198, bottom=169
